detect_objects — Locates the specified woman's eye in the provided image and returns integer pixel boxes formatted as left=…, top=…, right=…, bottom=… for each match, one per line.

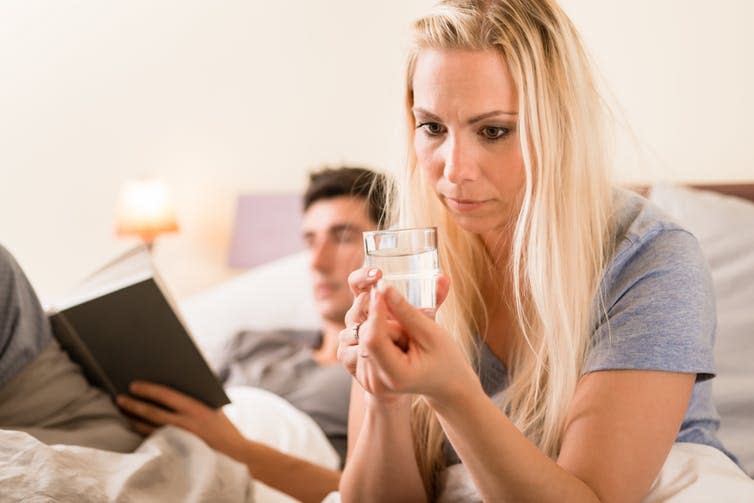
left=480, top=126, right=510, bottom=140
left=417, top=122, right=446, bottom=136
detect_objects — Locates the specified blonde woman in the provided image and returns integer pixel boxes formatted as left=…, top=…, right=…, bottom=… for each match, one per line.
left=337, top=0, right=748, bottom=501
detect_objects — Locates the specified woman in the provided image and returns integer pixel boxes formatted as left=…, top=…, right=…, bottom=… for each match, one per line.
left=337, top=1, right=743, bottom=501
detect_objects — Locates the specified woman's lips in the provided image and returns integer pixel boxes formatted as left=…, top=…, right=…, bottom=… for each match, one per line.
left=445, top=197, right=490, bottom=212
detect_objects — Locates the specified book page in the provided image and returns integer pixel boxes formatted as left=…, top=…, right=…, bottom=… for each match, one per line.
left=52, top=245, right=153, bottom=311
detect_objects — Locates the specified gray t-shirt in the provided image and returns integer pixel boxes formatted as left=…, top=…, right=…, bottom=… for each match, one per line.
left=445, top=190, right=734, bottom=465
left=218, top=329, right=351, bottom=464
left=0, top=244, right=53, bottom=388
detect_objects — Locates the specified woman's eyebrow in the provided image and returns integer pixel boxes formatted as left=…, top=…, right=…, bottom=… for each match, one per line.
left=412, top=107, right=442, bottom=121
left=412, top=107, right=518, bottom=124
left=467, top=110, right=518, bottom=124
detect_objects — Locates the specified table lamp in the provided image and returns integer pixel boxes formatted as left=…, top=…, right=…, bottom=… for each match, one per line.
left=115, top=179, right=179, bottom=251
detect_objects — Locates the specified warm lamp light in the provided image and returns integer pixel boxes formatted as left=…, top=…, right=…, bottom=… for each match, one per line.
left=115, top=179, right=179, bottom=250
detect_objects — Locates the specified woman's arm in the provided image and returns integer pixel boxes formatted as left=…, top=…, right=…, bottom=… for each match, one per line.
left=428, top=369, right=693, bottom=503
left=339, top=383, right=426, bottom=503
left=381, top=288, right=695, bottom=502
left=117, top=382, right=340, bottom=503
left=336, top=266, right=440, bottom=502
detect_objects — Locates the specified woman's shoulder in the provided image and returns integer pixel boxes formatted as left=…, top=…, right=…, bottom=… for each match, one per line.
left=601, top=187, right=716, bottom=338
left=607, top=188, right=709, bottom=276
left=610, top=188, right=692, bottom=255
left=585, top=189, right=717, bottom=377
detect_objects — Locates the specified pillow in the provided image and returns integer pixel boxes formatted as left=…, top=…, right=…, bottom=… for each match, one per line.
left=649, top=184, right=754, bottom=475
left=179, top=251, right=318, bottom=371
left=223, top=386, right=340, bottom=503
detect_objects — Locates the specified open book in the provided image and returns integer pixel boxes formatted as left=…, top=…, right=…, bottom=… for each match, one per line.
left=48, top=246, right=229, bottom=409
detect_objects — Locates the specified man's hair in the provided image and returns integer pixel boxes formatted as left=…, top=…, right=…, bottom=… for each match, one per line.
left=303, top=166, right=389, bottom=227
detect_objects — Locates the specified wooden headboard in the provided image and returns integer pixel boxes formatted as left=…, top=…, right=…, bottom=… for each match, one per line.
left=634, top=183, right=754, bottom=203
left=686, top=183, right=754, bottom=203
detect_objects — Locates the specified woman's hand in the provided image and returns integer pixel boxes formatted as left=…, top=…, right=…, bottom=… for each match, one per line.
left=356, top=286, right=475, bottom=403
left=337, top=266, right=387, bottom=379
left=116, top=381, right=245, bottom=460
left=337, top=267, right=450, bottom=379
left=337, top=265, right=468, bottom=403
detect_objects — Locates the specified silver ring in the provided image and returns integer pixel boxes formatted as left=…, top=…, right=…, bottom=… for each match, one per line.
left=352, top=322, right=361, bottom=342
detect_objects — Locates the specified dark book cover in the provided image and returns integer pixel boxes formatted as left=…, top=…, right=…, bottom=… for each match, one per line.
left=49, top=248, right=229, bottom=409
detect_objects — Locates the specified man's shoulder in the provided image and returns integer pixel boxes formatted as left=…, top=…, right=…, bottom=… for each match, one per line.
left=236, top=328, right=321, bottom=347
left=222, top=328, right=321, bottom=361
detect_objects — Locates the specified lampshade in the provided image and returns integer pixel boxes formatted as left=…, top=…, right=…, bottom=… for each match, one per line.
left=228, top=193, right=304, bottom=268
left=115, top=179, right=179, bottom=245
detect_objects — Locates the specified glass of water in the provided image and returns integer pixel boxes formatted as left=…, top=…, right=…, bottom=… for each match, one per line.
left=363, top=227, right=439, bottom=311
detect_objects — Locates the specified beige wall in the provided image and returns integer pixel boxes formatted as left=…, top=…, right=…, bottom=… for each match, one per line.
left=1, top=0, right=751, bottom=302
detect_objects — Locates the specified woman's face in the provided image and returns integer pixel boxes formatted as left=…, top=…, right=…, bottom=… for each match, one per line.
left=411, top=48, right=525, bottom=237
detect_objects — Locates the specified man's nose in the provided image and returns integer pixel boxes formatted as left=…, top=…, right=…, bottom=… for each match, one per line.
left=310, top=240, right=333, bottom=272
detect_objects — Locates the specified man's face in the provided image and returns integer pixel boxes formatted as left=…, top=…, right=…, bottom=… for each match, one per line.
left=301, top=195, right=376, bottom=325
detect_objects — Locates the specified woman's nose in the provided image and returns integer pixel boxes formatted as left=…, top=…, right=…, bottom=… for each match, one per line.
left=442, top=135, right=479, bottom=184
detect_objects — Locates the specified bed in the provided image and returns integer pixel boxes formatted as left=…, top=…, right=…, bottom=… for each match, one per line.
left=1, top=182, right=752, bottom=502
left=182, top=181, right=754, bottom=478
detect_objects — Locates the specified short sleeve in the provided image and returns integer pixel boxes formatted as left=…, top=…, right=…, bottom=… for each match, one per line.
left=584, top=227, right=716, bottom=380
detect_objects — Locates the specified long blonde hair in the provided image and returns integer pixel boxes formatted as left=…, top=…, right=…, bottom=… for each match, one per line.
left=394, top=0, right=616, bottom=496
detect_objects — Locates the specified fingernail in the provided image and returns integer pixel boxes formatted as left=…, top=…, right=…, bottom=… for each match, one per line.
left=367, top=268, right=378, bottom=278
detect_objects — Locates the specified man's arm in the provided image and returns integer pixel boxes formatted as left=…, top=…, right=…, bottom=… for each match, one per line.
left=117, top=381, right=340, bottom=503
left=233, top=438, right=339, bottom=502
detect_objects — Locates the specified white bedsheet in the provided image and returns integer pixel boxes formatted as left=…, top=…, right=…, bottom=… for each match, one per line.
left=0, top=386, right=341, bottom=503
left=0, top=426, right=253, bottom=503
left=435, top=442, right=754, bottom=503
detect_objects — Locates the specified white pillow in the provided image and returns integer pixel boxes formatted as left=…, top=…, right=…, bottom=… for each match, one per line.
left=650, top=184, right=754, bottom=475
left=223, top=386, right=340, bottom=503
left=179, top=251, right=318, bottom=371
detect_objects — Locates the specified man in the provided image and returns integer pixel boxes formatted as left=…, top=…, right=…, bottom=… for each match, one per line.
left=217, top=166, right=387, bottom=461
left=116, top=166, right=387, bottom=503
left=0, top=166, right=386, bottom=500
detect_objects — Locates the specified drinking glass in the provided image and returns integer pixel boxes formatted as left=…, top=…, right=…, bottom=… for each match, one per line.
left=363, top=227, right=439, bottom=311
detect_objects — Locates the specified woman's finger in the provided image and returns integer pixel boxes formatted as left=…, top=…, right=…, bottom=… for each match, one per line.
left=338, top=320, right=364, bottom=348
left=361, top=290, right=400, bottom=365
left=436, top=273, right=451, bottom=307
left=383, top=286, right=437, bottom=347
left=344, top=292, right=370, bottom=327
left=337, top=343, right=360, bottom=376
left=358, top=290, right=411, bottom=392
left=347, top=267, right=382, bottom=296
left=384, top=319, right=409, bottom=352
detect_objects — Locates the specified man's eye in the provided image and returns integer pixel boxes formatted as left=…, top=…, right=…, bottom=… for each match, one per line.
left=336, top=232, right=357, bottom=243
left=416, top=122, right=446, bottom=136
left=479, top=126, right=510, bottom=140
